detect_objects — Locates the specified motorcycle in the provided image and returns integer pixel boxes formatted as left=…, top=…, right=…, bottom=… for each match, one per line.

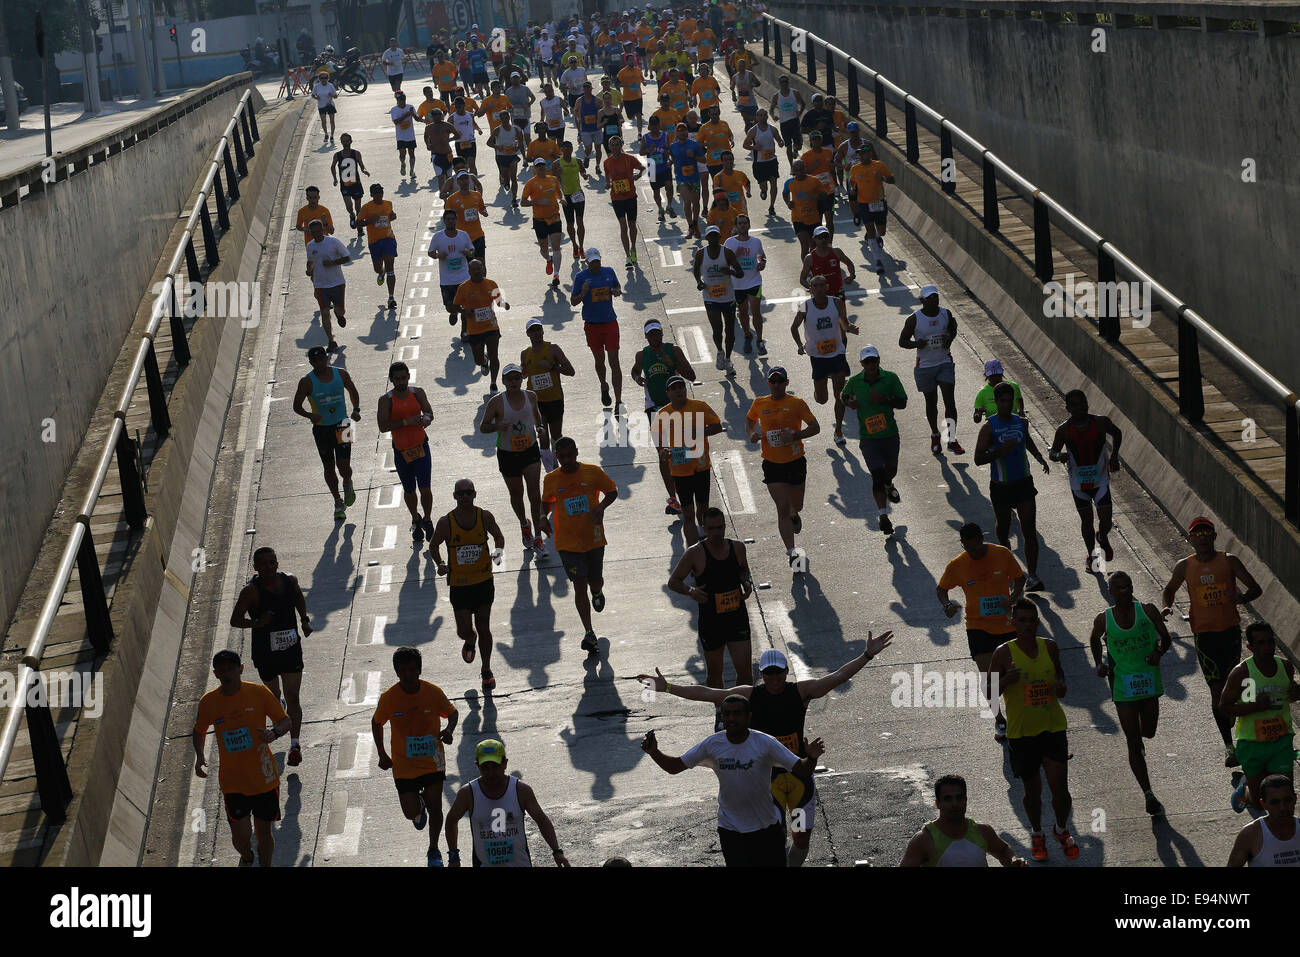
left=240, top=45, right=281, bottom=77
left=315, top=47, right=368, bottom=94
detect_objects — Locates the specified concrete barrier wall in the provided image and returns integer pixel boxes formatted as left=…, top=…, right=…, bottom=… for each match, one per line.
left=750, top=50, right=1300, bottom=640
left=765, top=0, right=1300, bottom=387
left=0, top=79, right=265, bottom=636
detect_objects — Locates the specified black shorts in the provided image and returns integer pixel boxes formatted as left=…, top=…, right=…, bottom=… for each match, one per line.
left=395, top=770, right=446, bottom=795
left=761, top=456, right=807, bottom=486
left=700, top=609, right=751, bottom=651
left=450, top=578, right=495, bottom=611
left=990, top=477, right=1037, bottom=510
left=312, top=423, right=353, bottom=466
left=816, top=194, right=834, bottom=213
left=612, top=197, right=638, bottom=220
left=717, top=820, right=785, bottom=867
left=512, top=116, right=529, bottom=130
left=858, top=204, right=888, bottom=226
left=496, top=154, right=521, bottom=170
left=315, top=283, right=345, bottom=308
left=465, top=329, right=501, bottom=348
left=754, top=158, right=779, bottom=181
left=497, top=443, right=541, bottom=477
left=793, top=220, right=817, bottom=236
left=966, top=628, right=1013, bottom=659
left=672, top=469, right=712, bottom=511
left=858, top=435, right=900, bottom=476
left=456, top=141, right=477, bottom=157
left=563, top=194, right=585, bottom=227
left=809, top=353, right=850, bottom=381
left=706, top=164, right=723, bottom=179
left=735, top=286, right=761, bottom=303
left=473, top=236, right=486, bottom=260
left=340, top=181, right=364, bottom=199
left=224, top=789, right=281, bottom=823
left=779, top=118, right=802, bottom=150
left=318, top=103, right=336, bottom=116
left=432, top=152, right=453, bottom=172
left=545, top=127, right=565, bottom=142
left=250, top=631, right=304, bottom=683
left=651, top=168, right=671, bottom=189
left=1072, top=487, right=1112, bottom=510
left=532, top=219, right=563, bottom=240
left=441, top=283, right=463, bottom=310
left=537, top=398, right=565, bottom=425
left=1008, top=729, right=1070, bottom=779
left=387, top=73, right=404, bottom=91
left=624, top=98, right=643, bottom=117
left=560, top=546, right=605, bottom=582
left=1193, top=627, right=1242, bottom=685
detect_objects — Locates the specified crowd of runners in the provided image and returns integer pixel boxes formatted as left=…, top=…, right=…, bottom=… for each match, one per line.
left=196, top=2, right=1298, bottom=869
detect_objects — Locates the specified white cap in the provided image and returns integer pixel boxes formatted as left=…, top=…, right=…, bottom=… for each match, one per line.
left=644, top=321, right=663, bottom=333
left=501, top=363, right=524, bottom=376
left=919, top=284, right=938, bottom=299
left=704, top=224, right=721, bottom=236
left=813, top=225, right=830, bottom=237
left=585, top=247, right=602, bottom=261
left=983, top=358, right=1004, bottom=376
left=526, top=318, right=544, bottom=331
left=534, top=157, right=548, bottom=166
left=860, top=345, right=880, bottom=361
left=511, top=71, right=522, bottom=78
left=759, top=649, right=790, bottom=672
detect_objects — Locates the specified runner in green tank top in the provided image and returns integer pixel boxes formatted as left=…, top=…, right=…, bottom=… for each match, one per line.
left=1222, top=622, right=1300, bottom=813
left=631, top=320, right=697, bottom=517
left=900, top=774, right=1026, bottom=867
left=1088, top=571, right=1175, bottom=817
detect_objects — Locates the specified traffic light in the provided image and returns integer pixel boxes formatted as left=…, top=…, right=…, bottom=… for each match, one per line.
left=169, top=26, right=177, bottom=42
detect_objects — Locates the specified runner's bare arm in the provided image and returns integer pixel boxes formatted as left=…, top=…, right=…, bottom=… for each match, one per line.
left=666, top=546, right=704, bottom=597
left=1088, top=612, right=1109, bottom=673
left=340, top=370, right=362, bottom=417
left=972, top=421, right=997, bottom=466
left=798, top=409, right=821, bottom=441
left=639, top=731, right=688, bottom=774
left=429, top=516, right=450, bottom=568
left=675, top=346, right=697, bottom=382
left=898, top=314, right=917, bottom=349
left=292, top=377, right=316, bottom=420
left=1144, top=604, right=1175, bottom=654
left=482, top=510, right=506, bottom=551
left=1218, top=661, right=1261, bottom=716
left=1047, top=639, right=1067, bottom=698
left=230, top=584, right=269, bottom=629
left=1227, top=554, right=1263, bottom=604
left=1226, top=822, right=1260, bottom=867
left=1160, top=558, right=1187, bottom=613
left=898, top=828, right=934, bottom=867
left=289, top=575, right=311, bottom=635
left=478, top=395, right=503, bottom=433
left=443, top=786, right=472, bottom=859
left=981, top=824, right=1026, bottom=867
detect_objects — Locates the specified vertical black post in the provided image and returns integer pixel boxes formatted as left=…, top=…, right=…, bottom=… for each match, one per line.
left=847, top=62, right=859, bottom=117
left=26, top=689, right=73, bottom=823
left=774, top=22, right=783, bottom=68
left=763, top=17, right=770, bottom=58
left=213, top=168, right=230, bottom=230
left=874, top=78, right=886, bottom=138
left=232, top=125, right=248, bottom=176
left=939, top=126, right=954, bottom=195
left=1097, top=246, right=1120, bottom=341
left=1286, top=403, right=1299, bottom=525
left=806, top=35, right=817, bottom=85
left=982, top=154, right=999, bottom=232
left=144, top=340, right=171, bottom=438
left=240, top=110, right=255, bottom=159
left=168, top=280, right=192, bottom=367
left=223, top=144, right=240, bottom=201
left=904, top=102, right=918, bottom=163
left=76, top=527, right=114, bottom=654
left=116, top=427, right=147, bottom=529
left=185, top=236, right=202, bottom=284
left=825, top=45, right=835, bottom=97
left=1176, top=307, right=1205, bottom=424
left=1033, top=196, right=1052, bottom=282
left=248, top=105, right=260, bottom=142
left=200, top=202, right=220, bottom=268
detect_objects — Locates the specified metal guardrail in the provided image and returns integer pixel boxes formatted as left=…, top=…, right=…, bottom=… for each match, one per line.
left=761, top=12, right=1299, bottom=525
left=0, top=87, right=261, bottom=825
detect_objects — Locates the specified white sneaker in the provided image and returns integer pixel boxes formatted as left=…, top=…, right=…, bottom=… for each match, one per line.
left=714, top=351, right=725, bottom=370
left=724, top=356, right=735, bottom=373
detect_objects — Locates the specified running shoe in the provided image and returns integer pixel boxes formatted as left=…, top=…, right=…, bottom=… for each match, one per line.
left=1225, top=745, right=1240, bottom=768
left=421, top=517, right=435, bottom=540
left=1025, top=575, right=1045, bottom=591
left=930, top=433, right=941, bottom=454
left=791, top=514, right=802, bottom=535
left=600, top=384, right=612, bottom=407
left=427, top=849, right=443, bottom=867
left=886, top=484, right=901, bottom=504
left=947, top=440, right=965, bottom=455
left=482, top=671, right=496, bottom=691
left=1054, top=828, right=1080, bottom=859
left=449, top=312, right=459, bottom=325
left=512, top=199, right=519, bottom=209
left=551, top=276, right=560, bottom=287
left=532, top=533, right=545, bottom=551
left=665, top=497, right=682, bottom=515
left=461, top=639, right=476, bottom=664
left=1030, top=833, right=1048, bottom=862
left=757, top=339, right=768, bottom=356
left=344, top=484, right=357, bottom=507
left=287, top=746, right=302, bottom=767
left=627, top=256, right=634, bottom=267
left=573, top=242, right=581, bottom=258
left=522, top=520, right=534, bottom=549
left=400, top=163, right=406, bottom=175
left=994, top=714, right=1008, bottom=742
left=834, top=429, right=846, bottom=447
left=592, top=591, right=606, bottom=613
left=743, top=333, right=753, bottom=353
left=875, top=259, right=884, bottom=275
left=879, top=514, right=894, bottom=536
left=714, top=351, right=725, bottom=370
left=239, top=853, right=254, bottom=867
left=580, top=630, right=599, bottom=653
left=412, top=521, right=425, bottom=544
left=388, top=297, right=397, bottom=309
left=377, top=272, right=385, bottom=286
left=724, top=356, right=735, bottom=375
left=1144, top=792, right=1164, bottom=817
left=546, top=258, right=555, bottom=275
left=413, top=799, right=428, bottom=831
left=629, top=250, right=638, bottom=264
left=349, top=215, right=357, bottom=230
left=658, top=209, right=665, bottom=221
left=334, top=502, right=346, bottom=521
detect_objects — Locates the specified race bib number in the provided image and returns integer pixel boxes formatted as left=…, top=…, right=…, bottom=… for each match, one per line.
left=978, top=595, right=1007, bottom=618
left=776, top=732, right=800, bottom=754
left=708, top=283, right=728, bottom=300
left=605, top=124, right=621, bottom=136
left=1022, top=680, right=1051, bottom=708
left=530, top=372, right=553, bottom=390
left=405, top=734, right=438, bottom=758
left=400, top=444, right=426, bottom=462
left=612, top=178, right=632, bottom=195
left=864, top=413, right=888, bottom=435
left=456, top=544, right=484, bottom=565
left=485, top=836, right=515, bottom=865
left=570, top=190, right=585, bottom=203
left=474, top=306, right=494, bottom=324
left=335, top=426, right=352, bottom=445
left=816, top=338, right=838, bottom=356
left=766, top=428, right=789, bottom=447
left=680, top=163, right=696, bottom=177
left=714, top=588, right=742, bottom=613
left=269, top=628, right=298, bottom=652
left=563, top=494, right=590, bottom=516
left=1075, top=464, right=1100, bottom=487
left=1256, top=717, right=1288, bottom=743
left=759, top=148, right=775, bottom=161
left=1120, top=671, right=1155, bottom=699
left=462, top=209, right=479, bottom=222
left=738, top=255, right=756, bottom=272
left=727, top=189, right=742, bottom=205
left=591, top=286, right=612, bottom=302
left=221, top=726, right=253, bottom=753
left=398, top=118, right=412, bottom=129
left=374, top=215, right=390, bottom=229
left=710, top=148, right=724, bottom=162
left=670, top=446, right=691, bottom=466
left=446, top=256, right=464, bottom=272
left=817, top=171, right=832, bottom=186
left=510, top=433, right=532, bottom=452
left=628, top=83, right=641, bottom=95
left=739, top=94, right=754, bottom=106
left=925, top=335, right=947, bottom=350
left=868, top=200, right=885, bottom=212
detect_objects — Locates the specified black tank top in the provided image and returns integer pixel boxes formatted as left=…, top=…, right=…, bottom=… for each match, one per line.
left=696, top=539, right=743, bottom=619
left=749, top=683, right=807, bottom=760
left=250, top=573, right=298, bottom=644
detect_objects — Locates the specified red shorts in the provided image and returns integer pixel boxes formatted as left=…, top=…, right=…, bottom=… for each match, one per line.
left=584, top=321, right=620, bottom=353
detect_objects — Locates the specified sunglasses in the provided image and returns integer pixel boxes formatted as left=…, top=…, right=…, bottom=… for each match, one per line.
left=455, top=489, right=477, bottom=496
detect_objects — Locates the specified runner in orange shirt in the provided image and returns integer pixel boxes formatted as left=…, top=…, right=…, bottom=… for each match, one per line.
left=372, top=646, right=459, bottom=865
left=746, top=367, right=821, bottom=570
left=295, top=186, right=334, bottom=281
left=193, top=649, right=291, bottom=866
left=539, top=436, right=619, bottom=654
left=452, top=260, right=508, bottom=391
left=444, top=171, right=489, bottom=264
left=520, top=159, right=565, bottom=285
left=356, top=182, right=399, bottom=310
left=696, top=106, right=734, bottom=209
left=783, top=160, right=830, bottom=258
left=603, top=136, right=646, bottom=266
left=801, top=131, right=837, bottom=235
left=711, top=150, right=751, bottom=215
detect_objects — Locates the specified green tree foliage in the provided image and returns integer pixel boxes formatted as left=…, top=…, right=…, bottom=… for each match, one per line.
left=3, top=0, right=78, bottom=58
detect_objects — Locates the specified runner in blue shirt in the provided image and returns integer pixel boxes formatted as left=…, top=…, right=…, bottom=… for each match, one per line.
left=569, top=249, right=624, bottom=408
left=669, top=123, right=707, bottom=237
left=575, top=85, right=602, bottom=171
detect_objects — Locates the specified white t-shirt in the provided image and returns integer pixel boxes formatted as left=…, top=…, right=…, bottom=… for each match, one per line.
left=538, top=38, right=555, bottom=59
left=311, top=81, right=337, bottom=109
left=306, top=236, right=349, bottom=288
left=451, top=110, right=477, bottom=144
left=680, top=729, right=799, bottom=833
left=559, top=67, right=587, bottom=97
left=428, top=229, right=477, bottom=285
left=724, top=235, right=765, bottom=290
left=540, top=95, right=566, bottom=128
left=381, top=47, right=406, bottom=77
left=390, top=105, right=418, bottom=142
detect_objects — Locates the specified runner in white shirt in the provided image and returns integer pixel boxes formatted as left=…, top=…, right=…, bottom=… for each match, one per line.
left=449, top=96, right=482, bottom=175
left=311, top=74, right=338, bottom=143
left=305, top=221, right=350, bottom=352
left=537, top=32, right=556, bottom=80
left=390, top=91, right=419, bottom=176
left=793, top=274, right=858, bottom=445
left=538, top=84, right=568, bottom=140
left=559, top=62, right=588, bottom=110
left=724, top=214, right=767, bottom=355
left=380, top=37, right=406, bottom=91
left=642, top=694, right=823, bottom=866
left=428, top=209, right=478, bottom=337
